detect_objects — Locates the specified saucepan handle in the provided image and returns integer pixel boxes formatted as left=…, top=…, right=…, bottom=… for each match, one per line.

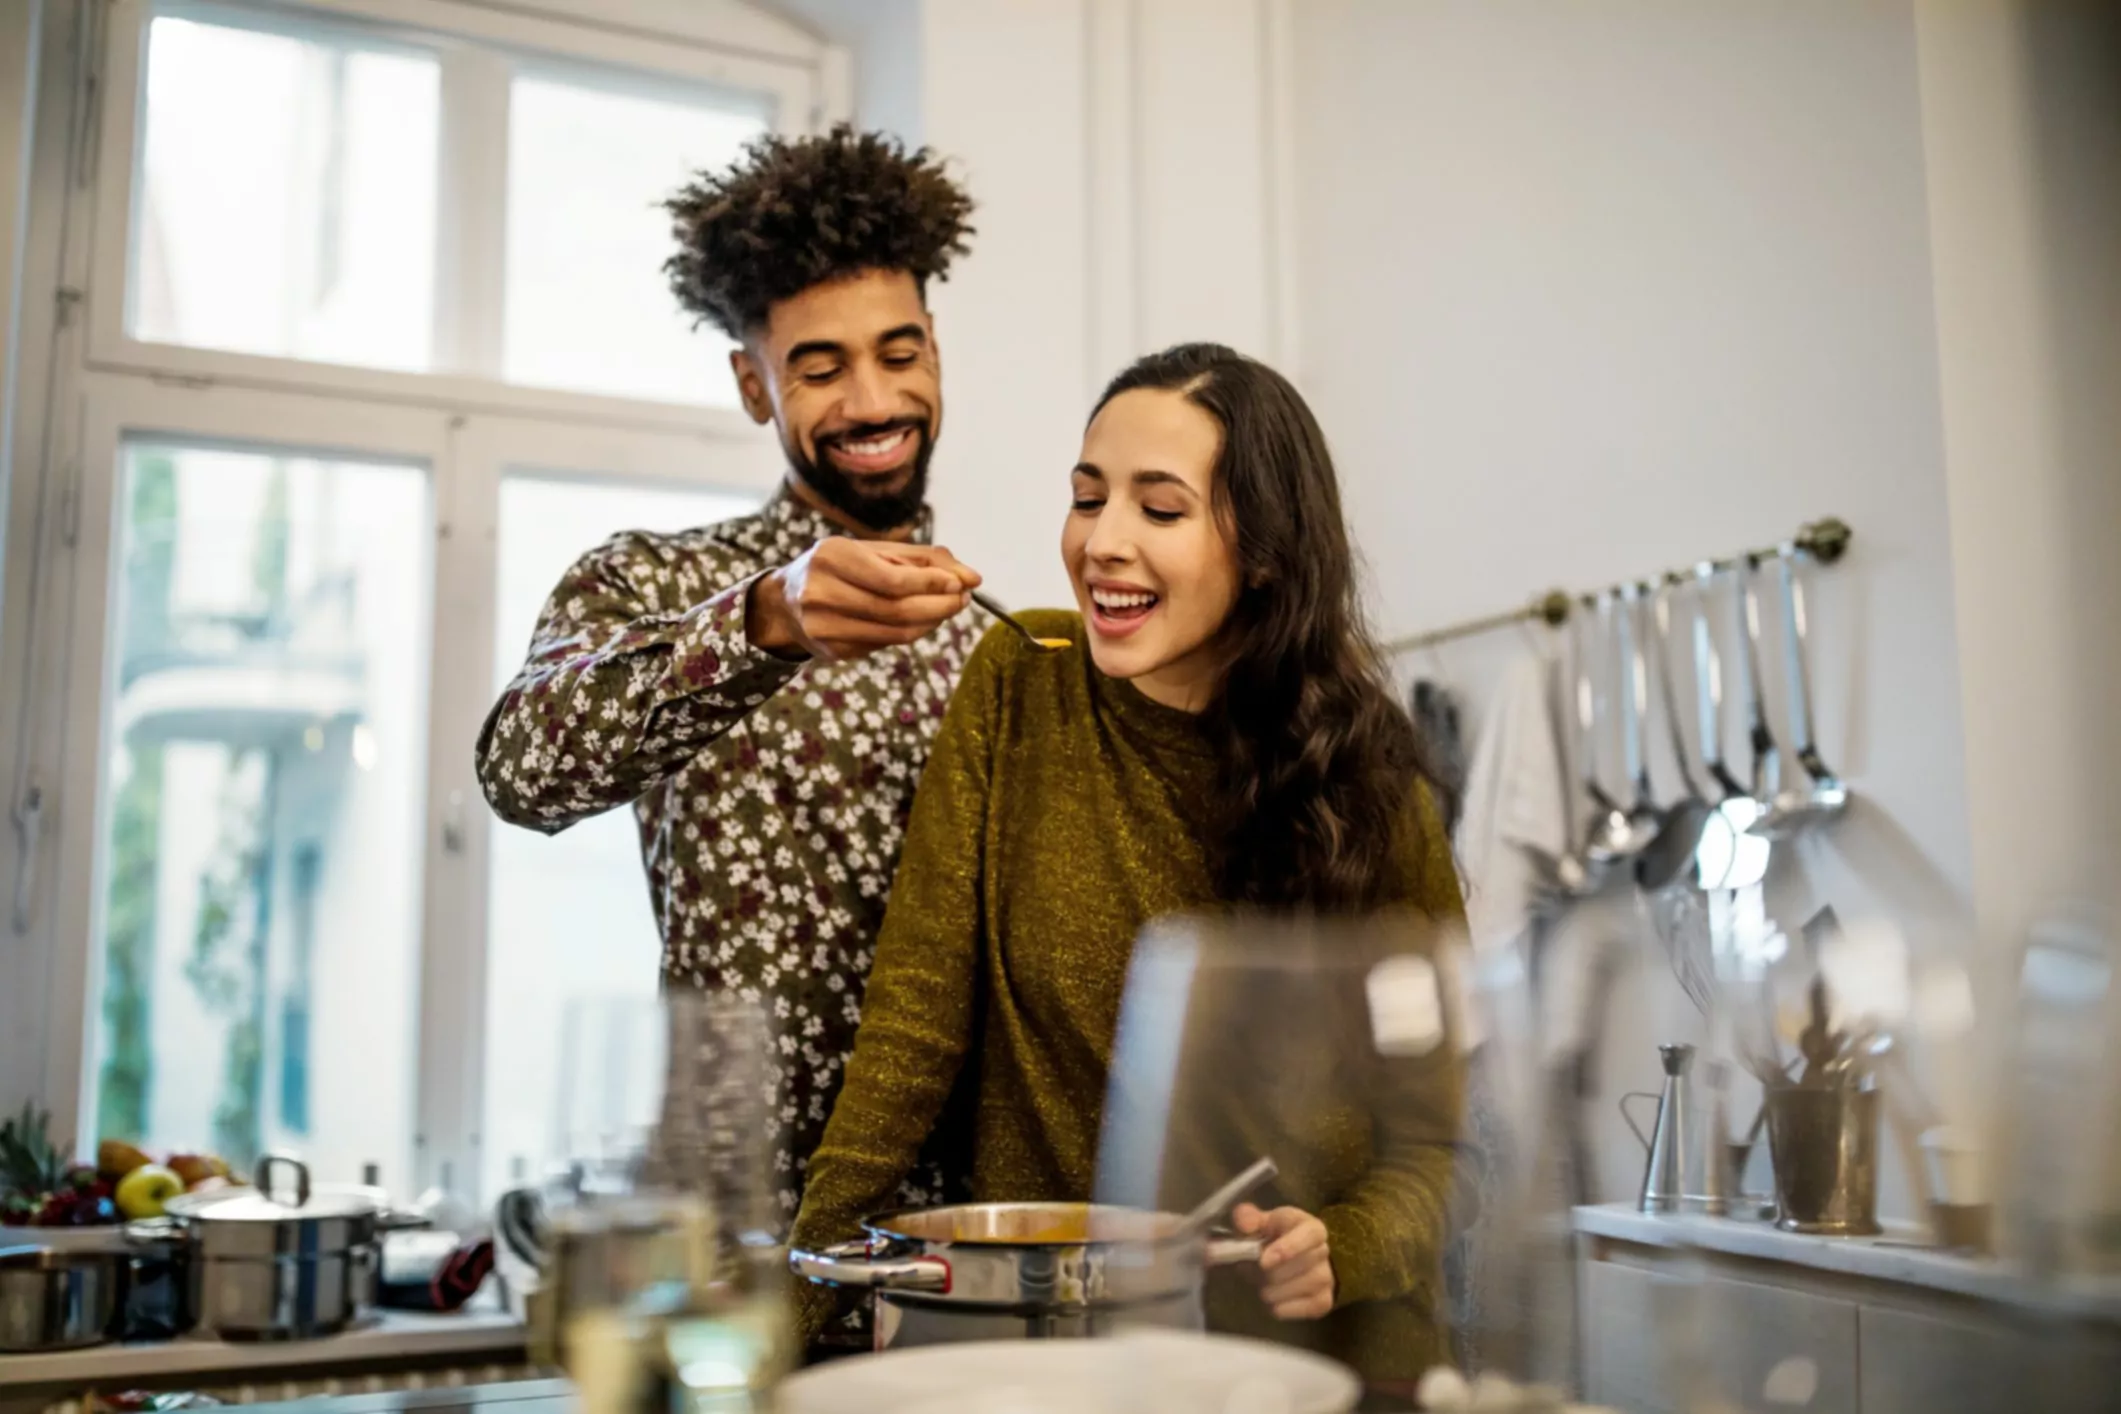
left=788, top=1240, right=951, bottom=1292
left=1619, top=1091, right=1662, bottom=1153
left=1204, top=1236, right=1264, bottom=1267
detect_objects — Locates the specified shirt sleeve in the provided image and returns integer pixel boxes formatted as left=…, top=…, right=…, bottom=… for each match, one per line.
left=474, top=532, right=806, bottom=834
left=1321, top=783, right=1475, bottom=1310
left=785, top=627, right=1012, bottom=1340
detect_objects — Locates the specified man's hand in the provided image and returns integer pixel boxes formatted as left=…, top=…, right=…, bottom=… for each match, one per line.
left=1233, top=1202, right=1335, bottom=1320
left=748, top=538, right=982, bottom=663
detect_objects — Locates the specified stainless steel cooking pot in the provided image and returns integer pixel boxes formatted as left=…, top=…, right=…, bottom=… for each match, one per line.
left=135, top=1153, right=405, bottom=1341
left=789, top=1201, right=1262, bottom=1348
left=0, top=1246, right=119, bottom=1352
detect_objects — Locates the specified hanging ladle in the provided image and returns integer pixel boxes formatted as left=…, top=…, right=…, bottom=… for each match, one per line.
left=1690, top=560, right=1775, bottom=891
left=1635, top=576, right=1715, bottom=892
left=1544, top=622, right=1607, bottom=897
left=1754, top=547, right=1849, bottom=837
left=1582, top=590, right=1660, bottom=864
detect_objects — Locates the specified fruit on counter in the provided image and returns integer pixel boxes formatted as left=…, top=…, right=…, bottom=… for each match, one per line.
left=98, top=1138, right=154, bottom=1181
left=115, top=1162, right=185, bottom=1219
left=1, top=1103, right=73, bottom=1216
left=166, top=1153, right=217, bottom=1188
left=5, top=1105, right=248, bottom=1227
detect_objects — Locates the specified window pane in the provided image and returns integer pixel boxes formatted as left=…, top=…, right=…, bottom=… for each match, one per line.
left=504, top=71, right=769, bottom=406
left=93, top=440, right=432, bottom=1195
left=132, top=14, right=439, bottom=371
left=482, top=475, right=761, bottom=1200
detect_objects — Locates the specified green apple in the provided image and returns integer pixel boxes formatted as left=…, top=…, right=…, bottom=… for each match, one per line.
left=114, top=1162, right=183, bottom=1219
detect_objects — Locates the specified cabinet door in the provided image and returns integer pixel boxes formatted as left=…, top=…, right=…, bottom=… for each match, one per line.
left=1581, top=1258, right=1859, bottom=1414
left=1860, top=1306, right=2121, bottom=1414
left=1698, top=1276, right=1859, bottom=1414
left=1581, top=1259, right=1682, bottom=1414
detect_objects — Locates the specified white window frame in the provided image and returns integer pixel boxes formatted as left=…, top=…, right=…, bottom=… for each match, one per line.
left=45, top=372, right=454, bottom=1167
left=83, top=0, right=829, bottom=436
left=419, top=413, right=783, bottom=1198
left=5, top=0, right=846, bottom=1190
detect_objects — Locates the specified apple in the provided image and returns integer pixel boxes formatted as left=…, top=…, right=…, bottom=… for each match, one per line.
left=114, top=1163, right=184, bottom=1219
left=97, top=1139, right=153, bottom=1182
left=166, top=1153, right=217, bottom=1189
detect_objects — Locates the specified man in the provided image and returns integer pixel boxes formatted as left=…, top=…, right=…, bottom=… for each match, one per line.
left=475, top=128, right=989, bottom=1264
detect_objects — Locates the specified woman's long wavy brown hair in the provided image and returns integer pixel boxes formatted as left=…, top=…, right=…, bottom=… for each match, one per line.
left=1091, top=343, right=1451, bottom=911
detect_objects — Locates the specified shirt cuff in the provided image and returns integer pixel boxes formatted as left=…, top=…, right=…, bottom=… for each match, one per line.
left=664, top=572, right=808, bottom=707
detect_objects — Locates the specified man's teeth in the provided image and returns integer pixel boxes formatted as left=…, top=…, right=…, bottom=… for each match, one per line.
left=838, top=429, right=909, bottom=456
left=1093, top=590, right=1158, bottom=610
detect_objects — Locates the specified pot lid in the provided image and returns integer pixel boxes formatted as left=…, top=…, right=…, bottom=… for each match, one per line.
left=173, top=1153, right=377, bottom=1223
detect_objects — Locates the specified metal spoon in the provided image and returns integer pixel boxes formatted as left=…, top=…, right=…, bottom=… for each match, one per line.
left=1755, top=548, right=1848, bottom=837
left=971, top=590, right=1070, bottom=652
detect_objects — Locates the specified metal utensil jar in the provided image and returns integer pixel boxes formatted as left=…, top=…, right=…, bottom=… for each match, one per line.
left=0, top=1246, right=119, bottom=1352
left=1766, top=1086, right=1882, bottom=1236
left=148, top=1153, right=383, bottom=1340
left=789, top=1201, right=1263, bottom=1348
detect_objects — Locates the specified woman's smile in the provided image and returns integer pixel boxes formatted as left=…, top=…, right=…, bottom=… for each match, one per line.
left=1087, top=577, right=1162, bottom=638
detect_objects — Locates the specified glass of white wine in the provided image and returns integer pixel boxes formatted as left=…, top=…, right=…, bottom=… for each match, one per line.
left=539, top=992, right=789, bottom=1412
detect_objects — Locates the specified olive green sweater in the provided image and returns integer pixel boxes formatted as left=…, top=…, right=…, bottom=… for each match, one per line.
left=789, top=611, right=1469, bottom=1381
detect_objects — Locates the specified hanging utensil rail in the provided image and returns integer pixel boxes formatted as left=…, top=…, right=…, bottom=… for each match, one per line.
left=1381, top=516, right=1852, bottom=657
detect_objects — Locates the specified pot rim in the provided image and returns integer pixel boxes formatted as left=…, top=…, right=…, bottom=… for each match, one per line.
left=860, top=1200, right=1209, bottom=1250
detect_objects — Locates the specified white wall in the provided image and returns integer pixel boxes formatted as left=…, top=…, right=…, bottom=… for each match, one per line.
left=1913, top=0, right=2121, bottom=1199
left=1289, top=0, right=1979, bottom=1206
left=914, top=0, right=1296, bottom=611
left=764, top=0, right=923, bottom=142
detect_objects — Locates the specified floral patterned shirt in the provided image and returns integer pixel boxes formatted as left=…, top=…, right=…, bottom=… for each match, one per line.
left=475, top=490, right=992, bottom=1230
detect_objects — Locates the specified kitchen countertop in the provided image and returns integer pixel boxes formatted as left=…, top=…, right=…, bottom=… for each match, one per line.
left=1573, top=1203, right=2121, bottom=1321
left=0, top=1308, right=527, bottom=1392
left=231, top=1380, right=570, bottom=1414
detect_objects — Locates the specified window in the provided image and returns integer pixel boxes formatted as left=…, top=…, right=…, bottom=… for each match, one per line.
left=92, top=440, right=431, bottom=1188
left=132, top=13, right=440, bottom=371
left=3, top=0, right=834, bottom=1199
left=100, top=0, right=815, bottom=413
left=503, top=69, right=768, bottom=405
left=479, top=475, right=762, bottom=1200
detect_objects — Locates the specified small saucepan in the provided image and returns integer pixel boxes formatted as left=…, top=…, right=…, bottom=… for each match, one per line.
left=130, top=1153, right=423, bottom=1341
left=0, top=1245, right=121, bottom=1352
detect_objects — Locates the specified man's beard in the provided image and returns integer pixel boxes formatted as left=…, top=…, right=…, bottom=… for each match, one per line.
left=788, top=417, right=935, bottom=532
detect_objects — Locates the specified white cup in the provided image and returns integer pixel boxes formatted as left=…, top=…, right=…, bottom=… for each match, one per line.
left=1919, top=1125, right=1988, bottom=1205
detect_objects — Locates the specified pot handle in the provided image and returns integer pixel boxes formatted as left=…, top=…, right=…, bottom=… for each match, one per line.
left=255, top=1152, right=312, bottom=1207
left=788, top=1240, right=950, bottom=1293
left=1204, top=1235, right=1264, bottom=1267
left=1619, top=1092, right=1661, bottom=1153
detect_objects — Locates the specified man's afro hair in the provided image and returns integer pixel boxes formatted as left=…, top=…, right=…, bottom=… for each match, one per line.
left=664, top=125, right=977, bottom=339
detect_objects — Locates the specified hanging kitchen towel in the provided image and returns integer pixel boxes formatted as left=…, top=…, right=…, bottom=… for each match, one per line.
left=1457, top=654, right=1572, bottom=1016
left=1410, top=678, right=1467, bottom=835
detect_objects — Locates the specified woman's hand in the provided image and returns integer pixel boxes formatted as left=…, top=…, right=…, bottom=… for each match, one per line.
left=1233, top=1202, right=1335, bottom=1320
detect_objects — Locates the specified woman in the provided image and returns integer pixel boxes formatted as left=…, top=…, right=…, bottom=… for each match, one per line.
left=789, top=343, right=1469, bottom=1381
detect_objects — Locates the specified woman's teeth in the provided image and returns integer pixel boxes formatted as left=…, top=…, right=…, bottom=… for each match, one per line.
left=1092, top=589, right=1159, bottom=615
